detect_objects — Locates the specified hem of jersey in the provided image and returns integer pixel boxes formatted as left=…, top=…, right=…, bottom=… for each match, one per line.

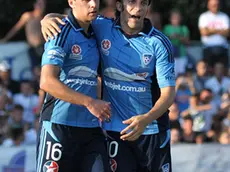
left=104, top=128, right=159, bottom=135
left=159, top=83, right=176, bottom=88
left=44, top=120, right=100, bottom=128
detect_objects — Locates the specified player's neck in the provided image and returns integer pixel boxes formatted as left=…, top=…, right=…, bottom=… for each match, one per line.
left=77, top=19, right=90, bottom=34
left=72, top=11, right=90, bottom=35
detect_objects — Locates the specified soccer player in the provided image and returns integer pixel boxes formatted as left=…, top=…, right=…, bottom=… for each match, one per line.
left=41, top=0, right=176, bottom=171
left=37, top=0, right=111, bottom=172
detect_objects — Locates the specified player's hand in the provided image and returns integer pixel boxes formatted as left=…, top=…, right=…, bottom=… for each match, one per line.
left=120, top=115, right=150, bottom=141
left=41, top=16, right=65, bottom=41
left=86, top=99, right=111, bottom=122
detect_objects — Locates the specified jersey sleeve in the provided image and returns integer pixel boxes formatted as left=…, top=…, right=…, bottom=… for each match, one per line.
left=41, top=35, right=68, bottom=68
left=154, top=37, right=176, bottom=88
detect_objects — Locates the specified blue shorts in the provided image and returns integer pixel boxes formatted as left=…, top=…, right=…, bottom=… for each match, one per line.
left=36, top=121, right=109, bottom=172
left=107, top=130, right=171, bottom=172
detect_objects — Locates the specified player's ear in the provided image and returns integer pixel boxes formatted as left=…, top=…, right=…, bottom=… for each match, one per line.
left=68, top=0, right=74, bottom=8
left=116, top=1, right=123, bottom=12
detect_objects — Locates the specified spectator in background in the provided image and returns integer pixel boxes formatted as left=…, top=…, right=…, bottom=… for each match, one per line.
left=223, top=108, right=230, bottom=130
left=195, top=132, right=206, bottom=144
left=198, top=0, right=230, bottom=69
left=13, top=80, right=38, bottom=125
left=218, top=130, right=230, bottom=144
left=24, top=115, right=39, bottom=145
left=175, top=74, right=193, bottom=113
left=193, top=60, right=210, bottom=93
left=169, top=103, right=181, bottom=130
left=181, top=115, right=195, bottom=143
left=163, top=9, right=190, bottom=76
left=146, top=2, right=162, bottom=30
left=171, top=128, right=180, bottom=144
left=0, top=0, right=46, bottom=69
left=2, top=127, right=24, bottom=147
left=100, top=0, right=116, bottom=18
left=0, top=94, right=9, bottom=144
left=8, top=104, right=27, bottom=129
left=205, top=62, right=230, bottom=105
left=0, top=60, right=20, bottom=94
left=191, top=89, right=218, bottom=133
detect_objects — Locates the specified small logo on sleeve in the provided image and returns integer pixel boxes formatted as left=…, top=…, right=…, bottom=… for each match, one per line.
left=101, top=39, right=111, bottom=55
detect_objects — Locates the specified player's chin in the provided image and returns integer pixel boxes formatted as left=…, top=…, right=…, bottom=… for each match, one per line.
left=88, top=12, right=97, bottom=20
left=128, top=22, right=141, bottom=30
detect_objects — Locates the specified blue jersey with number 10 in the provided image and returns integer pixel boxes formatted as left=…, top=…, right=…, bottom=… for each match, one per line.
left=92, top=17, right=176, bottom=135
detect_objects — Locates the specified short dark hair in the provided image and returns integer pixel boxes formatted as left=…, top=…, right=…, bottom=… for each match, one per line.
left=13, top=104, right=24, bottom=111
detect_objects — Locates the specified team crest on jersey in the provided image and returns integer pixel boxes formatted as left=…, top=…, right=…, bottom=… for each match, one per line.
left=101, top=39, right=111, bottom=55
left=43, top=160, right=59, bottom=172
left=70, top=44, right=82, bottom=60
left=142, top=53, right=153, bottom=66
left=110, top=159, right=117, bottom=172
left=162, top=163, right=170, bottom=172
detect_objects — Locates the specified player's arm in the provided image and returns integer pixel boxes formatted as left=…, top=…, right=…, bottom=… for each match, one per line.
left=41, top=13, right=67, bottom=41
left=121, top=37, right=176, bottom=141
left=0, top=12, right=31, bottom=42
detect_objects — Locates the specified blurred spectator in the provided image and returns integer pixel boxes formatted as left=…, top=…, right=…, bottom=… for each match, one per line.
left=13, top=80, right=39, bottom=124
left=2, top=127, right=24, bottom=147
left=175, top=75, right=193, bottom=113
left=0, top=60, right=20, bottom=94
left=181, top=115, right=195, bottom=143
left=218, top=130, right=230, bottom=144
left=146, top=2, right=162, bottom=30
left=0, top=93, right=10, bottom=144
left=192, top=60, right=210, bottom=93
left=198, top=0, right=230, bottom=68
left=100, top=0, right=116, bottom=18
left=169, top=103, right=181, bottom=130
left=8, top=104, right=27, bottom=129
left=171, top=128, right=180, bottom=144
left=0, top=0, right=46, bottom=69
left=24, top=115, right=39, bottom=145
left=192, top=89, right=218, bottom=133
left=163, top=9, right=190, bottom=76
left=205, top=62, right=230, bottom=105
left=195, top=132, right=206, bottom=144
left=221, top=92, right=230, bottom=111
left=223, top=108, right=230, bottom=129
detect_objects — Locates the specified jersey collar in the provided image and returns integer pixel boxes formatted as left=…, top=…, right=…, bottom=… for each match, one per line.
left=67, top=10, right=94, bottom=37
left=113, top=17, right=153, bottom=38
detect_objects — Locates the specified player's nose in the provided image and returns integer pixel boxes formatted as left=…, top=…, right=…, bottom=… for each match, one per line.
left=89, top=0, right=97, bottom=9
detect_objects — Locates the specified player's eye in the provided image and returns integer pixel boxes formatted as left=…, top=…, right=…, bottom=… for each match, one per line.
left=141, top=0, right=149, bottom=6
left=128, top=0, right=136, bottom=4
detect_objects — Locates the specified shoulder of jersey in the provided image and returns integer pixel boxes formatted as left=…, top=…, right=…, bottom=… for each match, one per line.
left=149, top=28, right=171, bottom=43
left=50, top=18, right=72, bottom=47
left=97, top=15, right=114, bottom=21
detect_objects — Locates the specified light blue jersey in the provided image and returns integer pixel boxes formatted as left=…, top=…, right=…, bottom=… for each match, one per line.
left=40, top=11, right=100, bottom=127
left=92, top=17, right=175, bottom=134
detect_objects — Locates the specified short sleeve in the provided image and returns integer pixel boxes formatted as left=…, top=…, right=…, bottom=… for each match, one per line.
left=154, top=37, right=176, bottom=88
left=41, top=37, right=67, bottom=68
